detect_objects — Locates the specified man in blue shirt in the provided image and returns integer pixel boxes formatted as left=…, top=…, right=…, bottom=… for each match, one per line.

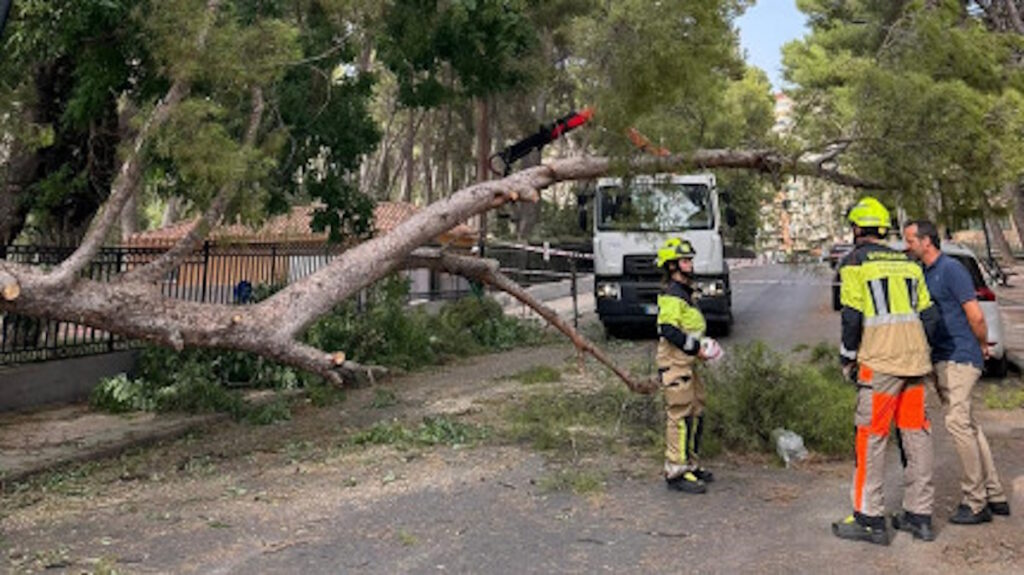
left=904, top=220, right=1011, bottom=525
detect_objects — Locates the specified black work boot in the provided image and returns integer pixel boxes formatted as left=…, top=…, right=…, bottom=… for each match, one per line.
left=988, top=500, right=1011, bottom=516
left=949, top=504, right=993, bottom=525
left=891, top=511, right=936, bottom=542
left=666, top=471, right=707, bottom=494
left=832, top=513, right=890, bottom=546
left=692, top=467, right=714, bottom=483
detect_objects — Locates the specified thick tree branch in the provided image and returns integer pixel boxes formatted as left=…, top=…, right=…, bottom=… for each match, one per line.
left=0, top=270, right=18, bottom=301
left=42, top=0, right=222, bottom=288
left=406, top=248, right=655, bottom=393
left=0, top=269, right=373, bottom=386
left=1004, top=0, right=1024, bottom=34
left=264, top=150, right=880, bottom=339
left=122, top=87, right=266, bottom=284
left=4, top=147, right=875, bottom=393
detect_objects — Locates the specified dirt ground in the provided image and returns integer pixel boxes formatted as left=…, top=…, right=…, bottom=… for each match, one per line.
left=1, top=335, right=1023, bottom=574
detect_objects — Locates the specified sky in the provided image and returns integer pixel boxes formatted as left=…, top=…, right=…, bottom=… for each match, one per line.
left=735, top=0, right=810, bottom=91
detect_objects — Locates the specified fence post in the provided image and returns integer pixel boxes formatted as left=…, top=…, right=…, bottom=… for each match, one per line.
left=200, top=240, right=211, bottom=303
left=270, top=244, right=277, bottom=285
left=570, top=255, right=578, bottom=328
left=109, top=248, right=126, bottom=351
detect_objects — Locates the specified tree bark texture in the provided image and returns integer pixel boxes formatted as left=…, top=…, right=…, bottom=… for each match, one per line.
left=1, top=149, right=877, bottom=389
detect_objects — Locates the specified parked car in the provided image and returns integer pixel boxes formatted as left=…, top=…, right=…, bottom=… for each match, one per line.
left=831, top=241, right=1008, bottom=377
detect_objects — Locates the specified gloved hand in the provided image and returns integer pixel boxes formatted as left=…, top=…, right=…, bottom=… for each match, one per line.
left=699, top=337, right=724, bottom=363
left=842, top=362, right=857, bottom=384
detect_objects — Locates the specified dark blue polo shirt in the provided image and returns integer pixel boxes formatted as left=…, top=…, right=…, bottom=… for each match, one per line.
left=923, top=253, right=984, bottom=368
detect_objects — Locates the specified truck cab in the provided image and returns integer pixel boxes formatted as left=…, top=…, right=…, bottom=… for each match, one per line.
left=592, top=173, right=733, bottom=336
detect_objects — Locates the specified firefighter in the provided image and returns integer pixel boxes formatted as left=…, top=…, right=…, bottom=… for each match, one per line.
left=656, top=238, right=719, bottom=494
left=832, top=197, right=940, bottom=544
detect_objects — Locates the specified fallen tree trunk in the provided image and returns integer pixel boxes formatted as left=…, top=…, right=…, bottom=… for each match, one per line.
left=1, top=148, right=875, bottom=390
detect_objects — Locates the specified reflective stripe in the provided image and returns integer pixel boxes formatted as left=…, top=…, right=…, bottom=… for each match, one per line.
left=869, top=279, right=889, bottom=316
left=863, top=313, right=919, bottom=327
left=840, top=345, right=858, bottom=360
left=678, top=420, right=688, bottom=465
left=906, top=278, right=918, bottom=310
left=684, top=332, right=701, bottom=353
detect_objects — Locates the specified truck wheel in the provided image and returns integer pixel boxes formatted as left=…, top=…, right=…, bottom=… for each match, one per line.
left=708, top=321, right=731, bottom=337
left=604, top=323, right=624, bottom=340
left=985, top=355, right=1009, bottom=379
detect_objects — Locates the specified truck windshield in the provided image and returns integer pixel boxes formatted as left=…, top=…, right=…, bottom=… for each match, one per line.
left=596, top=182, right=712, bottom=232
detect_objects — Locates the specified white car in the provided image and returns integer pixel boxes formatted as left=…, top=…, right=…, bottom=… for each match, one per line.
left=834, top=241, right=1008, bottom=377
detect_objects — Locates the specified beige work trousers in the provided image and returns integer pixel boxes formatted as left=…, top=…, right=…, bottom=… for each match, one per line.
left=662, top=367, right=705, bottom=473
left=852, top=365, right=934, bottom=518
left=934, top=361, right=1008, bottom=513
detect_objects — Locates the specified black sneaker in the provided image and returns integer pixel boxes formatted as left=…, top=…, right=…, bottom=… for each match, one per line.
left=891, top=511, right=936, bottom=542
left=988, top=501, right=1011, bottom=516
left=949, top=504, right=992, bottom=525
left=832, top=514, right=890, bottom=546
left=692, top=467, right=715, bottom=483
left=666, top=471, right=707, bottom=494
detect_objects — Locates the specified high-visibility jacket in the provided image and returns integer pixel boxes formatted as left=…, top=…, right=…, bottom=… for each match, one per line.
left=839, top=242, right=938, bottom=376
left=657, top=280, right=706, bottom=380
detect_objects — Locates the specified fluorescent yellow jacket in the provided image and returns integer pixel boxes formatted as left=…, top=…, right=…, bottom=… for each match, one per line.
left=657, top=280, right=706, bottom=379
left=839, top=242, right=937, bottom=376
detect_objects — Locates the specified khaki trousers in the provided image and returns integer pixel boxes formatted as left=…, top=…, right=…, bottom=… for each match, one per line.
left=661, top=367, right=706, bottom=473
left=934, top=361, right=1008, bottom=513
left=852, top=365, right=934, bottom=517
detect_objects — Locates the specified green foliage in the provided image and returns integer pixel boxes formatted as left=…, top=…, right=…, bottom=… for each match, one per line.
left=347, top=416, right=488, bottom=448
left=538, top=468, right=606, bottom=494
left=512, top=365, right=562, bottom=385
left=369, top=388, right=400, bottom=409
left=89, top=373, right=157, bottom=413
left=699, top=342, right=855, bottom=457
left=982, top=383, right=1024, bottom=410
left=571, top=0, right=753, bottom=152
left=501, top=385, right=661, bottom=455
left=273, top=0, right=380, bottom=242
left=136, top=346, right=302, bottom=390
left=379, top=0, right=538, bottom=105
left=784, top=0, right=1024, bottom=220
left=303, top=275, right=548, bottom=370
left=90, top=341, right=308, bottom=422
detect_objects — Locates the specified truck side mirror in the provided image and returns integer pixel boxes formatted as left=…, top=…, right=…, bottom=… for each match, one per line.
left=725, top=206, right=738, bottom=228
left=576, top=193, right=589, bottom=231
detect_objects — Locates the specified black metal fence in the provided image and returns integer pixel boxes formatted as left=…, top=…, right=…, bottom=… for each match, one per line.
left=1, top=240, right=592, bottom=366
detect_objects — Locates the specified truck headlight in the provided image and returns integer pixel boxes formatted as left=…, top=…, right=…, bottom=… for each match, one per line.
left=597, top=282, right=621, bottom=300
left=699, top=280, right=726, bottom=297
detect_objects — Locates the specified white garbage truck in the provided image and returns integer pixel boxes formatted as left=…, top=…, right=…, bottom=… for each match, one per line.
left=590, top=173, right=734, bottom=337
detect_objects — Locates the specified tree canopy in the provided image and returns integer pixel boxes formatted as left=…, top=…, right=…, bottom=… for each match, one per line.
left=11, top=0, right=1017, bottom=386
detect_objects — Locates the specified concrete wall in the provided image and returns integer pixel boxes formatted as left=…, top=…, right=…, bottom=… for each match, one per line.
left=0, top=351, right=136, bottom=413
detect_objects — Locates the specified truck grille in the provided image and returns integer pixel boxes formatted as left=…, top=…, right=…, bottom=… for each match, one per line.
left=623, top=254, right=659, bottom=277
left=636, top=285, right=661, bottom=304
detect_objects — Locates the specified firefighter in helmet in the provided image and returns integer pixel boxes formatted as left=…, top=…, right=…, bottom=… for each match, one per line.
left=656, top=238, right=720, bottom=494
left=832, top=196, right=940, bottom=544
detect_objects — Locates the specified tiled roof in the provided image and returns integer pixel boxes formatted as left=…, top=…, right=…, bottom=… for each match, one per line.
left=126, top=201, right=476, bottom=246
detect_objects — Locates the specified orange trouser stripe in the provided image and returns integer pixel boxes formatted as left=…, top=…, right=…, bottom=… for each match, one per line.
left=854, top=426, right=870, bottom=512
left=895, top=384, right=929, bottom=430
left=869, top=391, right=897, bottom=436
left=854, top=388, right=898, bottom=513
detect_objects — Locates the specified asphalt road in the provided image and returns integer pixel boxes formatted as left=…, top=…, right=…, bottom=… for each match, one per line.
left=728, top=263, right=838, bottom=349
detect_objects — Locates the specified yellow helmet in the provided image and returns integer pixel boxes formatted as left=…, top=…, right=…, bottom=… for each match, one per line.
left=847, top=196, right=891, bottom=230
left=656, top=238, right=696, bottom=268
